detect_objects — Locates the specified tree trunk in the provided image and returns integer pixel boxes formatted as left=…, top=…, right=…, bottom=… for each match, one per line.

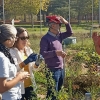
left=42, top=13, right=46, bottom=26
left=77, top=11, right=80, bottom=24
left=31, top=13, right=34, bottom=28
left=24, top=14, right=26, bottom=22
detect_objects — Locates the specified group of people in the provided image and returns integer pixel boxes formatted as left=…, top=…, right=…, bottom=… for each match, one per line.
left=0, top=24, right=39, bottom=100
left=0, top=15, right=75, bottom=100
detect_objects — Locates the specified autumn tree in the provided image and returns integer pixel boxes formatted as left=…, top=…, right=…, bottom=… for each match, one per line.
left=4, top=0, right=49, bottom=23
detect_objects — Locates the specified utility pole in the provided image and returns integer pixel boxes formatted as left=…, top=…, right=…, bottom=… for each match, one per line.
left=0, top=0, right=4, bottom=24
left=99, top=0, right=100, bottom=26
left=92, top=0, right=93, bottom=28
left=2, top=0, right=5, bottom=24
left=40, top=0, right=42, bottom=34
left=69, top=0, right=70, bottom=23
left=90, top=0, right=93, bottom=38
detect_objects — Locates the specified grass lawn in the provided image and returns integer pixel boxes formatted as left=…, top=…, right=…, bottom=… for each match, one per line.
left=15, top=23, right=100, bottom=36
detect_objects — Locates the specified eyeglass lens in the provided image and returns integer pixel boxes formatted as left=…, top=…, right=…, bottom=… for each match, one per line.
left=19, top=36, right=29, bottom=40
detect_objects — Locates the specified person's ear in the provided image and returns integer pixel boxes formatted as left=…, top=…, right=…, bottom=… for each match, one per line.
left=7, top=39, right=12, bottom=44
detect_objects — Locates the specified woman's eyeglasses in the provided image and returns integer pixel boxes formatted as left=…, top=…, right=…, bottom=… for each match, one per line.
left=19, top=36, right=29, bottom=40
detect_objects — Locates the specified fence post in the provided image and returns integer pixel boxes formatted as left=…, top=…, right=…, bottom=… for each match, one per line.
left=90, top=27, right=93, bottom=38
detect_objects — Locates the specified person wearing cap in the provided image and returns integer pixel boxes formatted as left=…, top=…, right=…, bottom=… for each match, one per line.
left=0, top=24, right=38, bottom=100
left=40, top=15, right=73, bottom=99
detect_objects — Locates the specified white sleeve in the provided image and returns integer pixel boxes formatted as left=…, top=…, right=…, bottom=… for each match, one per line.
left=0, top=57, right=9, bottom=77
left=10, top=49, right=18, bottom=65
left=10, top=49, right=21, bottom=71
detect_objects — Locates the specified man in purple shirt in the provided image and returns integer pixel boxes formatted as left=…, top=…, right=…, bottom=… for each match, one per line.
left=40, top=15, right=73, bottom=99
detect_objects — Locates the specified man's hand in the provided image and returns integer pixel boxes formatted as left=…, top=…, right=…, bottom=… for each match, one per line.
left=59, top=16, right=68, bottom=24
left=56, top=50, right=67, bottom=58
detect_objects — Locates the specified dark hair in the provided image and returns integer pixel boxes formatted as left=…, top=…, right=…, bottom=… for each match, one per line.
left=16, top=27, right=28, bottom=37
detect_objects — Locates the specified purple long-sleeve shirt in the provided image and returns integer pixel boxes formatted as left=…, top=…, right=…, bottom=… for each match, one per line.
left=40, top=23, right=73, bottom=69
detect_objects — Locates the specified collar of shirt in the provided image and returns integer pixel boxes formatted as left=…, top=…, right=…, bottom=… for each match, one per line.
left=48, top=31, right=59, bottom=38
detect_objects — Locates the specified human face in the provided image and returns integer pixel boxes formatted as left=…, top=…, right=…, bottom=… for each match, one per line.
left=4, top=36, right=17, bottom=48
left=51, top=23, right=61, bottom=34
left=17, top=31, right=29, bottom=49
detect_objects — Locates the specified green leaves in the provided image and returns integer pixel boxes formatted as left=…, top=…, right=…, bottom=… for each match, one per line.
left=72, top=48, right=100, bottom=69
left=4, top=0, right=49, bottom=17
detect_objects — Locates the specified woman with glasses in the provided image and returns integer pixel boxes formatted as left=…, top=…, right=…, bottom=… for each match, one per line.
left=10, top=27, right=37, bottom=100
left=0, top=24, right=38, bottom=100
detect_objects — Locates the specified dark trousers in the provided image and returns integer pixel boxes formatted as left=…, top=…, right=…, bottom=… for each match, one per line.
left=46, top=68, right=64, bottom=100
left=21, top=86, right=37, bottom=100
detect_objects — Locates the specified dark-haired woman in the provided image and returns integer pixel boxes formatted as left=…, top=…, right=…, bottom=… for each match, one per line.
left=10, top=27, right=37, bottom=100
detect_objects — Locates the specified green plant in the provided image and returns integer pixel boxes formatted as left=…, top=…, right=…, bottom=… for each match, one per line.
left=13, top=25, right=100, bottom=99
left=57, top=87, right=69, bottom=100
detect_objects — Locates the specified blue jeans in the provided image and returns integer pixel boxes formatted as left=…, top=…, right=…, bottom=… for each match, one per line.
left=46, top=68, right=64, bottom=100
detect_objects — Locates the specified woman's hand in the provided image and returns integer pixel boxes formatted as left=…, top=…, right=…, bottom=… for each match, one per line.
left=16, top=71, right=30, bottom=81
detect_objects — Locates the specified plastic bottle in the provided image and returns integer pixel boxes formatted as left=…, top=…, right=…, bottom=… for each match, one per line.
left=34, top=54, right=44, bottom=68
left=85, top=93, right=92, bottom=100
left=34, top=54, right=40, bottom=68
